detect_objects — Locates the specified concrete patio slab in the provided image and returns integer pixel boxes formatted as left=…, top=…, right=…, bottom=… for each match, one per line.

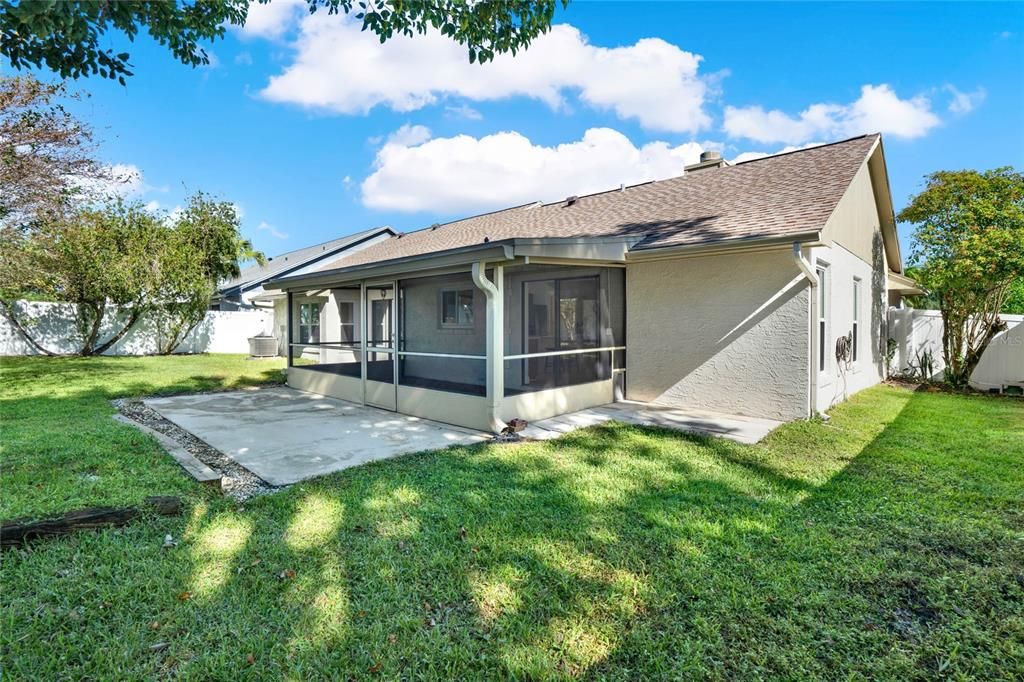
left=145, top=387, right=489, bottom=486
left=521, top=401, right=782, bottom=445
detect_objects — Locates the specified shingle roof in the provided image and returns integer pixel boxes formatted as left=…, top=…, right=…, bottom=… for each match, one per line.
left=220, top=225, right=392, bottom=293
left=317, top=134, right=879, bottom=273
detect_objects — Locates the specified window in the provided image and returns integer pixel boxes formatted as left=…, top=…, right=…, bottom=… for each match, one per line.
left=298, top=302, right=320, bottom=344
left=852, top=277, right=861, bottom=362
left=338, top=300, right=355, bottom=343
left=440, top=289, right=474, bottom=328
left=816, top=266, right=827, bottom=372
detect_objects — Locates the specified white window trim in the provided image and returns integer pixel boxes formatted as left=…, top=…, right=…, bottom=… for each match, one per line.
left=338, top=300, right=355, bottom=343
left=816, top=264, right=828, bottom=373
left=298, top=301, right=321, bottom=344
left=852, top=276, right=861, bottom=363
left=440, top=288, right=475, bottom=329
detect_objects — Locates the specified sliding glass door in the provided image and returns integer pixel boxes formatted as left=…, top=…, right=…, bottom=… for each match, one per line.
left=523, top=276, right=603, bottom=389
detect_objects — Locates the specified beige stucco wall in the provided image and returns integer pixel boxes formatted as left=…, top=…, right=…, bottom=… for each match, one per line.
left=626, top=248, right=810, bottom=421
left=822, top=161, right=881, bottom=265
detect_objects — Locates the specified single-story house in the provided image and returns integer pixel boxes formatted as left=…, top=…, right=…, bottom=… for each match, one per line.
left=269, top=133, right=921, bottom=433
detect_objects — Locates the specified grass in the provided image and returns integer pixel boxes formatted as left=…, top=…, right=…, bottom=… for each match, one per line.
left=0, top=354, right=285, bottom=519
left=2, top=356, right=1022, bottom=679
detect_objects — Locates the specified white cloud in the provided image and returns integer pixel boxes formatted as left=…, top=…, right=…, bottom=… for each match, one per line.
left=259, top=17, right=712, bottom=133
left=944, top=85, right=986, bottom=115
left=201, top=51, right=220, bottom=70
left=107, top=163, right=145, bottom=194
left=234, top=51, right=253, bottom=66
left=385, top=124, right=432, bottom=147
left=237, top=0, right=304, bottom=39
left=361, top=126, right=704, bottom=214
left=256, top=220, right=289, bottom=240
left=723, top=84, right=941, bottom=144
left=71, top=163, right=146, bottom=199
left=444, top=104, right=483, bottom=121
left=144, top=200, right=162, bottom=212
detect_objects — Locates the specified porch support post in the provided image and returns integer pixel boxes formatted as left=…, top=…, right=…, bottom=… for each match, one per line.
left=359, top=281, right=367, bottom=405
left=286, top=290, right=293, bottom=368
left=472, top=261, right=506, bottom=433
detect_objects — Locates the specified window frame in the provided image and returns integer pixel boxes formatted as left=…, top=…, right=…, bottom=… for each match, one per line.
left=337, top=300, right=355, bottom=344
left=852, top=276, right=861, bottom=363
left=439, top=288, right=475, bottom=329
left=816, top=265, right=828, bottom=373
left=298, top=302, right=321, bottom=345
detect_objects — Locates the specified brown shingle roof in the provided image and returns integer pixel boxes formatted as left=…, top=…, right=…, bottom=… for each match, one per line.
left=320, top=134, right=879, bottom=272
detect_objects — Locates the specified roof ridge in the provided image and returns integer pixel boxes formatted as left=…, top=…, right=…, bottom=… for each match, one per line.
left=732, top=133, right=878, bottom=167
left=397, top=201, right=541, bottom=237
left=267, top=225, right=392, bottom=259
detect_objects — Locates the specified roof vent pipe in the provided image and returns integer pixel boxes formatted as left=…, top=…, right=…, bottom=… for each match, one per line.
left=565, top=195, right=578, bottom=206
left=685, top=150, right=728, bottom=173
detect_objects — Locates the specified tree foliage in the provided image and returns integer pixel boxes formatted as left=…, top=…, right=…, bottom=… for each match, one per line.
left=1, top=0, right=564, bottom=82
left=0, top=197, right=263, bottom=356
left=150, top=194, right=264, bottom=354
left=898, top=168, right=1024, bottom=387
left=0, top=75, right=115, bottom=229
left=1003, top=278, right=1024, bottom=315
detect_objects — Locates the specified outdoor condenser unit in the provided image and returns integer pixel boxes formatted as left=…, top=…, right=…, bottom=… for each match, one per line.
left=248, top=335, right=278, bottom=358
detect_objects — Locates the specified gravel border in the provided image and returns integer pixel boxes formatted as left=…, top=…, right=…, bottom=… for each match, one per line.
left=112, top=397, right=283, bottom=501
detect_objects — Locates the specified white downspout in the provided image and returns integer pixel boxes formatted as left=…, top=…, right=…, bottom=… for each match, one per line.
left=793, top=242, right=819, bottom=418
left=471, top=261, right=507, bottom=433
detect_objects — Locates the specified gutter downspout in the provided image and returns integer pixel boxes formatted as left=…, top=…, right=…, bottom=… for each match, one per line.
left=792, top=242, right=819, bottom=418
left=472, top=261, right=507, bottom=433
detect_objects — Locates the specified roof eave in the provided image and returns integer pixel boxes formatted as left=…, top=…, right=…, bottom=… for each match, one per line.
left=270, top=241, right=517, bottom=290
left=625, top=230, right=823, bottom=262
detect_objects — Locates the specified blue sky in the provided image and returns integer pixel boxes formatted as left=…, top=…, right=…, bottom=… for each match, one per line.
left=22, top=1, right=1024, bottom=262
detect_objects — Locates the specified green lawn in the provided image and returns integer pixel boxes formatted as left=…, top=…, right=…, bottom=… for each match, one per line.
left=1, top=356, right=1022, bottom=679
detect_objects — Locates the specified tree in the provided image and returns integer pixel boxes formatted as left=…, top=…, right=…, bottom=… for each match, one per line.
left=0, top=195, right=263, bottom=356
left=898, top=168, right=1024, bottom=388
left=0, top=202, right=163, bottom=355
left=151, top=194, right=264, bottom=354
left=0, top=75, right=115, bottom=230
left=1003, top=278, right=1024, bottom=315
left=1, top=0, right=564, bottom=82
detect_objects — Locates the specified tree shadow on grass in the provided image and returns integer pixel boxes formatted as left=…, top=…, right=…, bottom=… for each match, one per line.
left=6, top=387, right=1022, bottom=679
left=127, top=418, right=851, bottom=678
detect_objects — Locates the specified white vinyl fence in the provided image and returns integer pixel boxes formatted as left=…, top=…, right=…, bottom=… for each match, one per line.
left=0, top=301, right=272, bottom=356
left=888, top=308, right=1024, bottom=392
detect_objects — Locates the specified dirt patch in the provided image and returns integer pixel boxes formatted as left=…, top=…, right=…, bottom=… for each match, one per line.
left=887, top=579, right=941, bottom=640
left=112, top=398, right=282, bottom=502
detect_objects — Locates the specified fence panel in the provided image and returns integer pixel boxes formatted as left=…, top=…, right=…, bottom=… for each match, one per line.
left=0, top=301, right=272, bottom=356
left=888, top=308, right=1024, bottom=391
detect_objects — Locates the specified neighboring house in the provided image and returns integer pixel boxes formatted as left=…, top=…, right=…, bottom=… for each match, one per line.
left=270, top=134, right=921, bottom=433
left=213, top=226, right=395, bottom=310
left=212, top=226, right=394, bottom=353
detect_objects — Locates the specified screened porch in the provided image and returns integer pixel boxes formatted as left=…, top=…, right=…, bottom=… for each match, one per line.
left=284, top=264, right=625, bottom=432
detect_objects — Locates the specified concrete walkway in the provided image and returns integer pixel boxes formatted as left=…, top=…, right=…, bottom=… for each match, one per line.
left=521, top=401, right=782, bottom=444
left=145, top=388, right=489, bottom=486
